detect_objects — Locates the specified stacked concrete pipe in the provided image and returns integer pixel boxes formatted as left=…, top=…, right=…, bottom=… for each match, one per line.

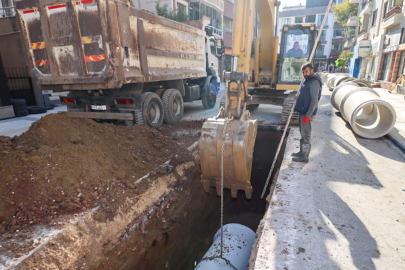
left=329, top=77, right=396, bottom=139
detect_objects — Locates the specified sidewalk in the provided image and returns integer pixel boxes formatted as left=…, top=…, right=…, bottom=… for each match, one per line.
left=373, top=88, right=405, bottom=152
left=0, top=105, right=67, bottom=137
left=249, top=87, right=405, bottom=270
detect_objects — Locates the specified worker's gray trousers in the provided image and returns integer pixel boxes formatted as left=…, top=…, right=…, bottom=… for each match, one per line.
left=299, top=113, right=312, bottom=146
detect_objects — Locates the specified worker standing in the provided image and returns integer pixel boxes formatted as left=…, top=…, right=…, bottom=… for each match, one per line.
left=292, top=63, right=322, bottom=163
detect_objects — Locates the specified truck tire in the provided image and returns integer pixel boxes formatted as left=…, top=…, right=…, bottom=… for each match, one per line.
left=135, top=92, right=164, bottom=129
left=154, top=88, right=166, bottom=98
left=27, top=106, right=47, bottom=114
left=15, top=109, right=29, bottom=117
left=13, top=105, right=28, bottom=112
left=202, top=82, right=217, bottom=109
left=162, top=89, right=184, bottom=125
left=11, top=99, right=26, bottom=106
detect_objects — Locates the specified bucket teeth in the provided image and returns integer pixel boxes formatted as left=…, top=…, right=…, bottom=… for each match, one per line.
left=199, top=118, right=258, bottom=199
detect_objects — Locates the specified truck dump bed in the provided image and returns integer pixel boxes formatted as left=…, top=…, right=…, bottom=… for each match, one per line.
left=15, top=0, right=207, bottom=91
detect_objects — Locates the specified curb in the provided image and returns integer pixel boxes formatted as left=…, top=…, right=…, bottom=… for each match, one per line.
left=386, top=133, right=405, bottom=153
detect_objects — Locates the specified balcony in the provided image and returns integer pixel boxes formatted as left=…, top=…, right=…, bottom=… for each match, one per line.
left=358, top=27, right=367, bottom=36
left=349, top=0, right=360, bottom=3
left=382, top=6, right=403, bottom=29
left=347, top=16, right=358, bottom=27
left=359, top=0, right=371, bottom=15
left=344, top=38, right=355, bottom=49
left=206, top=25, right=223, bottom=37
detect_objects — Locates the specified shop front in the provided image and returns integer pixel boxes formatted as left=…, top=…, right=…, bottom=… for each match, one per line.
left=379, top=28, right=403, bottom=90
left=314, top=56, right=327, bottom=72
left=349, top=44, right=361, bottom=78
left=357, top=40, right=371, bottom=79
left=368, top=35, right=384, bottom=82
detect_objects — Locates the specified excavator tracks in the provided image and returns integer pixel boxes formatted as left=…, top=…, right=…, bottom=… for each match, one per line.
left=281, top=93, right=299, bottom=125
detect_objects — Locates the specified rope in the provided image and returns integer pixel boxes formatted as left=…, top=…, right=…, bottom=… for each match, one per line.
left=220, top=117, right=232, bottom=257
left=260, top=0, right=335, bottom=199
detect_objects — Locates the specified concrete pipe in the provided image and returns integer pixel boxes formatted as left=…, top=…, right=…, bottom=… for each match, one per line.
left=340, top=77, right=356, bottom=84
left=334, top=76, right=352, bottom=88
left=196, top=224, right=256, bottom=270
left=326, top=75, right=340, bottom=89
left=352, top=79, right=372, bottom=88
left=320, top=72, right=329, bottom=84
left=331, top=85, right=396, bottom=139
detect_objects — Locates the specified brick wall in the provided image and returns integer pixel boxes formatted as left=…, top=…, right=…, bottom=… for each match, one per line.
left=377, top=53, right=385, bottom=80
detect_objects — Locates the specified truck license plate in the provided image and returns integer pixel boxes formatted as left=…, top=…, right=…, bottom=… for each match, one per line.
left=91, top=105, right=107, bottom=110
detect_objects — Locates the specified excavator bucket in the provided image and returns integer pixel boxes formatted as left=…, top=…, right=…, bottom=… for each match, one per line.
left=199, top=118, right=258, bottom=199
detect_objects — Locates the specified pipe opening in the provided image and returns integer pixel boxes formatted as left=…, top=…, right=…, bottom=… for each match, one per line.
left=353, top=102, right=396, bottom=139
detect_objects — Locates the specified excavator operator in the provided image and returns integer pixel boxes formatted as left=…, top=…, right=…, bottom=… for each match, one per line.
left=291, top=63, right=322, bottom=163
left=285, top=41, right=304, bottom=57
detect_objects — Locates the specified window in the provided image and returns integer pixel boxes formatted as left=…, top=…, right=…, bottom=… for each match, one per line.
left=177, top=3, right=186, bottom=15
left=210, top=39, right=216, bottom=55
left=332, top=43, right=342, bottom=51
left=316, top=45, right=325, bottom=56
left=317, top=14, right=325, bottom=26
left=199, top=3, right=222, bottom=30
left=336, top=0, right=344, bottom=4
left=372, top=9, right=378, bottom=26
left=281, top=18, right=291, bottom=26
left=280, top=27, right=315, bottom=83
left=380, top=53, right=392, bottom=81
left=295, top=17, right=303, bottom=23
left=333, top=29, right=344, bottom=37
left=305, top=15, right=316, bottom=23
left=319, top=30, right=327, bottom=42
left=189, top=2, right=200, bottom=20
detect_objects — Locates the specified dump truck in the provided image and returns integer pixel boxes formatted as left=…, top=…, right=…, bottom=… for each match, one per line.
left=15, top=0, right=222, bottom=128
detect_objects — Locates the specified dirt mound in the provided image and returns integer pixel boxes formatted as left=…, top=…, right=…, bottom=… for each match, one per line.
left=0, top=113, right=191, bottom=233
left=160, top=119, right=204, bottom=147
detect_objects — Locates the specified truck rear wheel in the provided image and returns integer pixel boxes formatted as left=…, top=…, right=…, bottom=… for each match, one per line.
left=162, top=89, right=184, bottom=125
left=202, top=82, right=217, bottom=109
left=135, top=92, right=164, bottom=129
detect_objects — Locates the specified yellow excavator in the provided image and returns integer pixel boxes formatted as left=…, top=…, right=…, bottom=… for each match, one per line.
left=199, top=0, right=318, bottom=199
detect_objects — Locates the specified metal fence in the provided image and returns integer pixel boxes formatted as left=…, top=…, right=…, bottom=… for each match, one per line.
left=206, top=25, right=223, bottom=36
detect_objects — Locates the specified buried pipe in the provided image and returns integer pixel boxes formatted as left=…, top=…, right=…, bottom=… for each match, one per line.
left=196, top=224, right=256, bottom=270
left=331, top=83, right=396, bottom=139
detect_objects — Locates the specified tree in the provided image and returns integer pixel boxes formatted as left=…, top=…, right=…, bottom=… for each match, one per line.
left=335, top=51, right=354, bottom=69
left=156, top=1, right=190, bottom=22
left=332, top=0, right=359, bottom=27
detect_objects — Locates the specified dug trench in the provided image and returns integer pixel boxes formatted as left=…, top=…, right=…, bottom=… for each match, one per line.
left=0, top=115, right=288, bottom=270
left=96, top=126, right=289, bottom=270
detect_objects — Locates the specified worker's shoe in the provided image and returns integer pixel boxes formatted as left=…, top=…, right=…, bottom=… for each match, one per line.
left=292, top=144, right=310, bottom=163
left=291, top=142, right=303, bottom=157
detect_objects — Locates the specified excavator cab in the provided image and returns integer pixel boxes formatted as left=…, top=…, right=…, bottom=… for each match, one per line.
left=277, top=24, right=317, bottom=86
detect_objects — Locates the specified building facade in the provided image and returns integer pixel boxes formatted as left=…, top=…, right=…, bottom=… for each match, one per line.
left=222, top=0, right=233, bottom=72
left=278, top=0, right=344, bottom=72
left=346, top=0, right=405, bottom=93
left=132, top=0, right=190, bottom=15
left=189, top=0, right=224, bottom=36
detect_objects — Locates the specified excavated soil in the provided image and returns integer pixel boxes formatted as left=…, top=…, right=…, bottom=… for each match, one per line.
left=0, top=113, right=193, bottom=235
left=160, top=120, right=204, bottom=148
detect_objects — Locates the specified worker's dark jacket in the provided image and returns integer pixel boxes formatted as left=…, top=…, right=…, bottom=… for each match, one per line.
left=294, top=75, right=322, bottom=115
